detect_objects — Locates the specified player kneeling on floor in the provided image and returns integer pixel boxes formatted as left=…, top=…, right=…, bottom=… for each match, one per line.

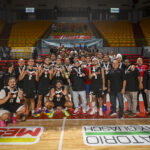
left=0, top=77, right=26, bottom=126
left=45, top=80, right=72, bottom=118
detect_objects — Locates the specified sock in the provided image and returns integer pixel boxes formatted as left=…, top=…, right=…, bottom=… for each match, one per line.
left=32, top=110, right=35, bottom=114
left=92, top=102, right=95, bottom=108
left=39, top=108, right=41, bottom=111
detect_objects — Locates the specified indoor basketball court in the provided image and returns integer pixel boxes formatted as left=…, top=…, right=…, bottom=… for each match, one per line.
left=0, top=118, right=150, bottom=150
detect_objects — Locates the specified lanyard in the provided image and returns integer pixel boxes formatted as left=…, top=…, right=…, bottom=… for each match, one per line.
left=137, top=66, right=143, bottom=73
left=125, top=65, right=131, bottom=74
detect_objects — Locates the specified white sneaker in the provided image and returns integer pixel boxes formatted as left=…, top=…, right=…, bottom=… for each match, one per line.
left=73, top=108, right=79, bottom=115
left=82, top=109, right=86, bottom=114
left=90, top=108, right=96, bottom=115
left=110, top=112, right=117, bottom=116
left=99, top=109, right=103, bottom=116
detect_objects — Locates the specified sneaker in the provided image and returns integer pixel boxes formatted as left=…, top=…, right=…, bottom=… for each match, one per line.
left=31, top=112, right=38, bottom=118
left=44, top=109, right=50, bottom=116
left=109, top=112, right=117, bottom=117
left=90, top=108, right=96, bottom=115
left=18, top=114, right=26, bottom=122
left=11, top=117, right=16, bottom=124
left=62, top=109, right=70, bottom=117
left=118, top=116, right=124, bottom=119
left=0, top=120, right=6, bottom=127
left=128, top=112, right=136, bottom=117
left=73, top=108, right=79, bottom=115
left=124, top=110, right=131, bottom=114
left=37, top=109, right=42, bottom=117
left=49, top=110, right=55, bottom=118
left=82, top=109, right=86, bottom=114
left=99, top=109, right=103, bottom=116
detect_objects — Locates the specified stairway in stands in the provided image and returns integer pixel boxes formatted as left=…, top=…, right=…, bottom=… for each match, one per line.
left=89, top=22, right=109, bottom=47
left=34, top=23, right=52, bottom=47
left=132, top=23, right=147, bottom=47
left=0, top=23, right=12, bottom=47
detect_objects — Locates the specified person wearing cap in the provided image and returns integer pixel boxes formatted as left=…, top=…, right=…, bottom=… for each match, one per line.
left=89, top=57, right=105, bottom=116
left=108, top=59, right=126, bottom=119
left=143, top=60, right=150, bottom=116
left=70, top=60, right=88, bottom=115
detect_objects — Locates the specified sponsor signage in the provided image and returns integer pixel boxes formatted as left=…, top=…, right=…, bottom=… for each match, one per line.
left=0, top=126, right=44, bottom=145
left=82, top=125, right=150, bottom=146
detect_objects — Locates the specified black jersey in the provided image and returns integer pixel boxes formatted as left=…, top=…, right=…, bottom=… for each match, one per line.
left=38, top=65, right=52, bottom=95
left=15, top=65, right=27, bottom=89
left=53, top=87, right=66, bottom=108
left=90, top=66, right=103, bottom=91
left=0, top=87, right=19, bottom=108
left=23, top=68, right=37, bottom=91
left=52, top=65, right=64, bottom=85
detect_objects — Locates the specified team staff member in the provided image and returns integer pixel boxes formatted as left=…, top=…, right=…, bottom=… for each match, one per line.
left=136, top=57, right=148, bottom=112
left=124, top=59, right=143, bottom=117
left=108, top=59, right=126, bottom=119
left=0, top=77, right=25, bottom=126
left=45, top=80, right=72, bottom=118
left=37, top=57, right=53, bottom=117
left=143, top=60, right=150, bottom=116
left=89, top=57, right=105, bottom=116
left=70, top=60, right=88, bottom=115
left=19, top=58, right=39, bottom=118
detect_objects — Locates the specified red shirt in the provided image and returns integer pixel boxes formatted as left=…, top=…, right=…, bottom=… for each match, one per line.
left=84, top=64, right=92, bottom=85
left=136, top=65, right=148, bottom=79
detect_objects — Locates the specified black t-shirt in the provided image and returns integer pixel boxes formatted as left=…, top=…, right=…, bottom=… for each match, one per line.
left=108, top=68, right=126, bottom=93
left=125, top=66, right=140, bottom=92
left=143, top=68, right=150, bottom=90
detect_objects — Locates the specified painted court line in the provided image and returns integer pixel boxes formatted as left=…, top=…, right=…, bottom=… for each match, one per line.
left=58, top=117, right=66, bottom=150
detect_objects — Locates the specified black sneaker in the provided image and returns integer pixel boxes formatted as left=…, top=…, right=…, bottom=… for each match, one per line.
left=118, top=115, right=124, bottom=119
left=128, top=112, right=136, bottom=117
left=109, top=112, right=117, bottom=116
left=124, top=110, right=131, bottom=114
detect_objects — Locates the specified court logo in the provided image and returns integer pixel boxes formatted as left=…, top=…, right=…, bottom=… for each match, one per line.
left=0, top=126, right=44, bottom=145
left=82, top=125, right=150, bottom=146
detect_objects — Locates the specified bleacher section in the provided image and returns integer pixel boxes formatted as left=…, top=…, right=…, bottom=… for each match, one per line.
left=50, top=23, right=93, bottom=36
left=93, top=21, right=136, bottom=47
left=139, top=18, right=150, bottom=46
left=8, top=21, right=52, bottom=47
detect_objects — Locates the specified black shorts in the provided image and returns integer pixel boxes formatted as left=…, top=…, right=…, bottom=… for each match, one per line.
left=23, top=89, right=37, bottom=99
left=91, top=89, right=103, bottom=98
left=3, top=103, right=24, bottom=113
left=53, top=98, right=66, bottom=108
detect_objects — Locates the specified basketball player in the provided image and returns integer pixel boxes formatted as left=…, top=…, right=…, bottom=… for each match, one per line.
left=45, top=80, right=72, bottom=118
left=70, top=60, right=88, bottom=115
left=37, top=57, right=53, bottom=117
left=89, top=57, right=105, bottom=116
left=0, top=77, right=25, bottom=126
left=19, top=58, right=39, bottom=117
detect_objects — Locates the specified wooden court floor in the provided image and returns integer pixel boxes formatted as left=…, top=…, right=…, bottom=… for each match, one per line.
left=0, top=118, right=150, bottom=150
